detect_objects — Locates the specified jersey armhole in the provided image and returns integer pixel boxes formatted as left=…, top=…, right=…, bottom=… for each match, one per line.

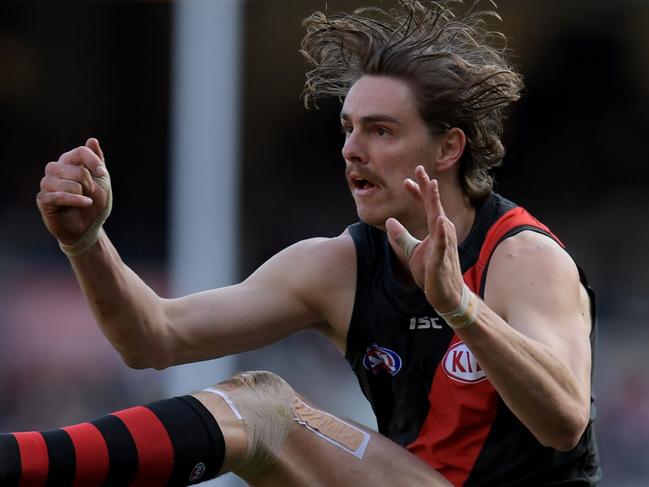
left=463, top=207, right=562, bottom=298
left=478, top=225, right=561, bottom=297
left=345, top=223, right=373, bottom=365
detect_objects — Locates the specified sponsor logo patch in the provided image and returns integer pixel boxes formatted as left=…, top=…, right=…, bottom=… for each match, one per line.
left=362, top=344, right=402, bottom=376
left=443, top=341, right=486, bottom=384
left=189, top=462, right=206, bottom=482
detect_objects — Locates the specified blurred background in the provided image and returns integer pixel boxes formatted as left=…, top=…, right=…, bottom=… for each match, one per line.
left=1, top=0, right=648, bottom=485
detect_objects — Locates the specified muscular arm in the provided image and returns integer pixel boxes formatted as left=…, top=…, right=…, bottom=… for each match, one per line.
left=458, top=231, right=592, bottom=451
left=386, top=166, right=592, bottom=452
left=69, top=231, right=355, bottom=369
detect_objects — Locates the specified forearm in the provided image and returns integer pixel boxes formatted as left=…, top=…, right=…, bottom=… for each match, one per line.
left=68, top=230, right=168, bottom=368
left=456, top=300, right=589, bottom=450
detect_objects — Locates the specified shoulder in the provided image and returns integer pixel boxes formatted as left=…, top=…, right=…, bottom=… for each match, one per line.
left=248, top=230, right=357, bottom=301
left=257, top=231, right=357, bottom=347
left=280, top=230, right=356, bottom=263
left=269, top=230, right=356, bottom=280
left=489, top=230, right=576, bottom=277
left=493, top=230, right=572, bottom=264
left=485, top=230, right=581, bottom=321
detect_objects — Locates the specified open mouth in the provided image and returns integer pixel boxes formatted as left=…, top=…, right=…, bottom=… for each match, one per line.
left=351, top=177, right=377, bottom=191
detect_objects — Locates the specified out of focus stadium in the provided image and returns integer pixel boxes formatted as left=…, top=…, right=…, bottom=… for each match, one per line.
left=0, top=1, right=648, bottom=485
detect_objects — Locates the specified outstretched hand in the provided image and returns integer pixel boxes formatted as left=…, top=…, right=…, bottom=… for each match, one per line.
left=37, top=138, right=111, bottom=246
left=385, top=165, right=465, bottom=313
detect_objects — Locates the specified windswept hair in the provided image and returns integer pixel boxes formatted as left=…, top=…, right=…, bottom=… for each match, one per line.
left=300, top=0, right=524, bottom=203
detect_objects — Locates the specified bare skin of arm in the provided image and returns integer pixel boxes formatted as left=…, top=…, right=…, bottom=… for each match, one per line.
left=386, top=166, right=592, bottom=452
left=462, top=232, right=591, bottom=451
left=37, top=139, right=356, bottom=370
left=69, top=232, right=355, bottom=369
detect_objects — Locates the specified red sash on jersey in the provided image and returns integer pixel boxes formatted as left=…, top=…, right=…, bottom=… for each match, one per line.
left=407, top=207, right=562, bottom=486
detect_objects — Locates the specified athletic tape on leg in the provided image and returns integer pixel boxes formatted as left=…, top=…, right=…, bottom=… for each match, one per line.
left=292, top=398, right=370, bottom=459
left=203, top=370, right=371, bottom=479
left=203, top=387, right=243, bottom=420
left=204, top=371, right=294, bottom=478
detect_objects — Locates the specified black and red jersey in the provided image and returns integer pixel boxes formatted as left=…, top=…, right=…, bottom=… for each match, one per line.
left=346, top=193, right=601, bottom=486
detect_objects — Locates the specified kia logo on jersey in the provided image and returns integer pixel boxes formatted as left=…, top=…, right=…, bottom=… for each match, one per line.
left=363, top=344, right=402, bottom=376
left=443, top=341, right=486, bottom=383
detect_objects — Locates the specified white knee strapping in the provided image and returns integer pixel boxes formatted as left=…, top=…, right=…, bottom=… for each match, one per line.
left=292, top=398, right=370, bottom=459
left=205, top=371, right=295, bottom=478
left=204, top=370, right=371, bottom=479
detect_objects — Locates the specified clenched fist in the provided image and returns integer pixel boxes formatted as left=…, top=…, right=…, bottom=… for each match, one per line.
left=37, top=138, right=112, bottom=255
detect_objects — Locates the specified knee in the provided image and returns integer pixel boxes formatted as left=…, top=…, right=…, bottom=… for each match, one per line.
left=218, top=370, right=294, bottom=398
left=208, top=371, right=296, bottom=478
left=215, top=370, right=296, bottom=421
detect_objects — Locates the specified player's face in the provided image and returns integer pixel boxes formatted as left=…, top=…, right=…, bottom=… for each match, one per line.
left=341, top=75, right=441, bottom=230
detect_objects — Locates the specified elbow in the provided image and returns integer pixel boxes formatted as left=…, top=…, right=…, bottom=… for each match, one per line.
left=121, top=354, right=153, bottom=370
left=124, top=313, right=178, bottom=370
left=117, top=338, right=173, bottom=371
left=120, top=352, right=171, bottom=371
left=539, top=408, right=589, bottom=452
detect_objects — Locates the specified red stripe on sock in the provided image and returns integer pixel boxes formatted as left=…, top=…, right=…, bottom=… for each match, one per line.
left=14, top=431, right=48, bottom=487
left=63, top=423, right=109, bottom=487
left=112, top=406, right=174, bottom=486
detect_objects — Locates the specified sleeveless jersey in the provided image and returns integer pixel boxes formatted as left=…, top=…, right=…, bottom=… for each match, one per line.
left=346, top=193, right=601, bottom=486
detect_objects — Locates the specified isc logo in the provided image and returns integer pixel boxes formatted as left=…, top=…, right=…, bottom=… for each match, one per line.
left=443, top=341, right=486, bottom=384
left=409, top=317, right=443, bottom=330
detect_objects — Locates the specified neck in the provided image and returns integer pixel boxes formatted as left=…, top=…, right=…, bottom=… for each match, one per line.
left=443, top=187, right=476, bottom=244
left=410, top=186, right=476, bottom=244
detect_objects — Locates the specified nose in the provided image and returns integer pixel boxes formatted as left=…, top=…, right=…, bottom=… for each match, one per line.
left=341, top=131, right=368, bottom=164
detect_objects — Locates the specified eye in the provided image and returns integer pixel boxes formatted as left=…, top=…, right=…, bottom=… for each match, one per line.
left=341, top=124, right=353, bottom=136
left=375, top=127, right=389, bottom=137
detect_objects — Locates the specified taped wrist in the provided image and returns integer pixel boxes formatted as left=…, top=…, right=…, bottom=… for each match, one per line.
left=437, top=284, right=479, bottom=329
left=0, top=395, right=224, bottom=487
left=59, top=173, right=113, bottom=257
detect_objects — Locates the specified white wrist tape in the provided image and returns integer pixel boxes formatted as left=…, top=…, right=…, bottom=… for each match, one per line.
left=59, top=173, right=113, bottom=257
left=437, top=284, right=479, bottom=329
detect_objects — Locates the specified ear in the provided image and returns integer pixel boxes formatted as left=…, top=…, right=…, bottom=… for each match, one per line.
left=435, top=127, right=466, bottom=172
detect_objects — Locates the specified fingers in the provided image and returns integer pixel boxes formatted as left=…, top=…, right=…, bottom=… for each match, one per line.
left=37, top=190, right=93, bottom=209
left=37, top=139, right=111, bottom=216
left=58, top=143, right=108, bottom=178
left=85, top=137, right=105, bottom=163
left=415, top=166, right=446, bottom=235
left=403, top=166, right=448, bottom=238
left=43, top=160, right=95, bottom=195
left=41, top=175, right=83, bottom=196
left=386, top=217, right=421, bottom=260
left=404, top=177, right=423, bottom=202
left=435, top=215, right=450, bottom=253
